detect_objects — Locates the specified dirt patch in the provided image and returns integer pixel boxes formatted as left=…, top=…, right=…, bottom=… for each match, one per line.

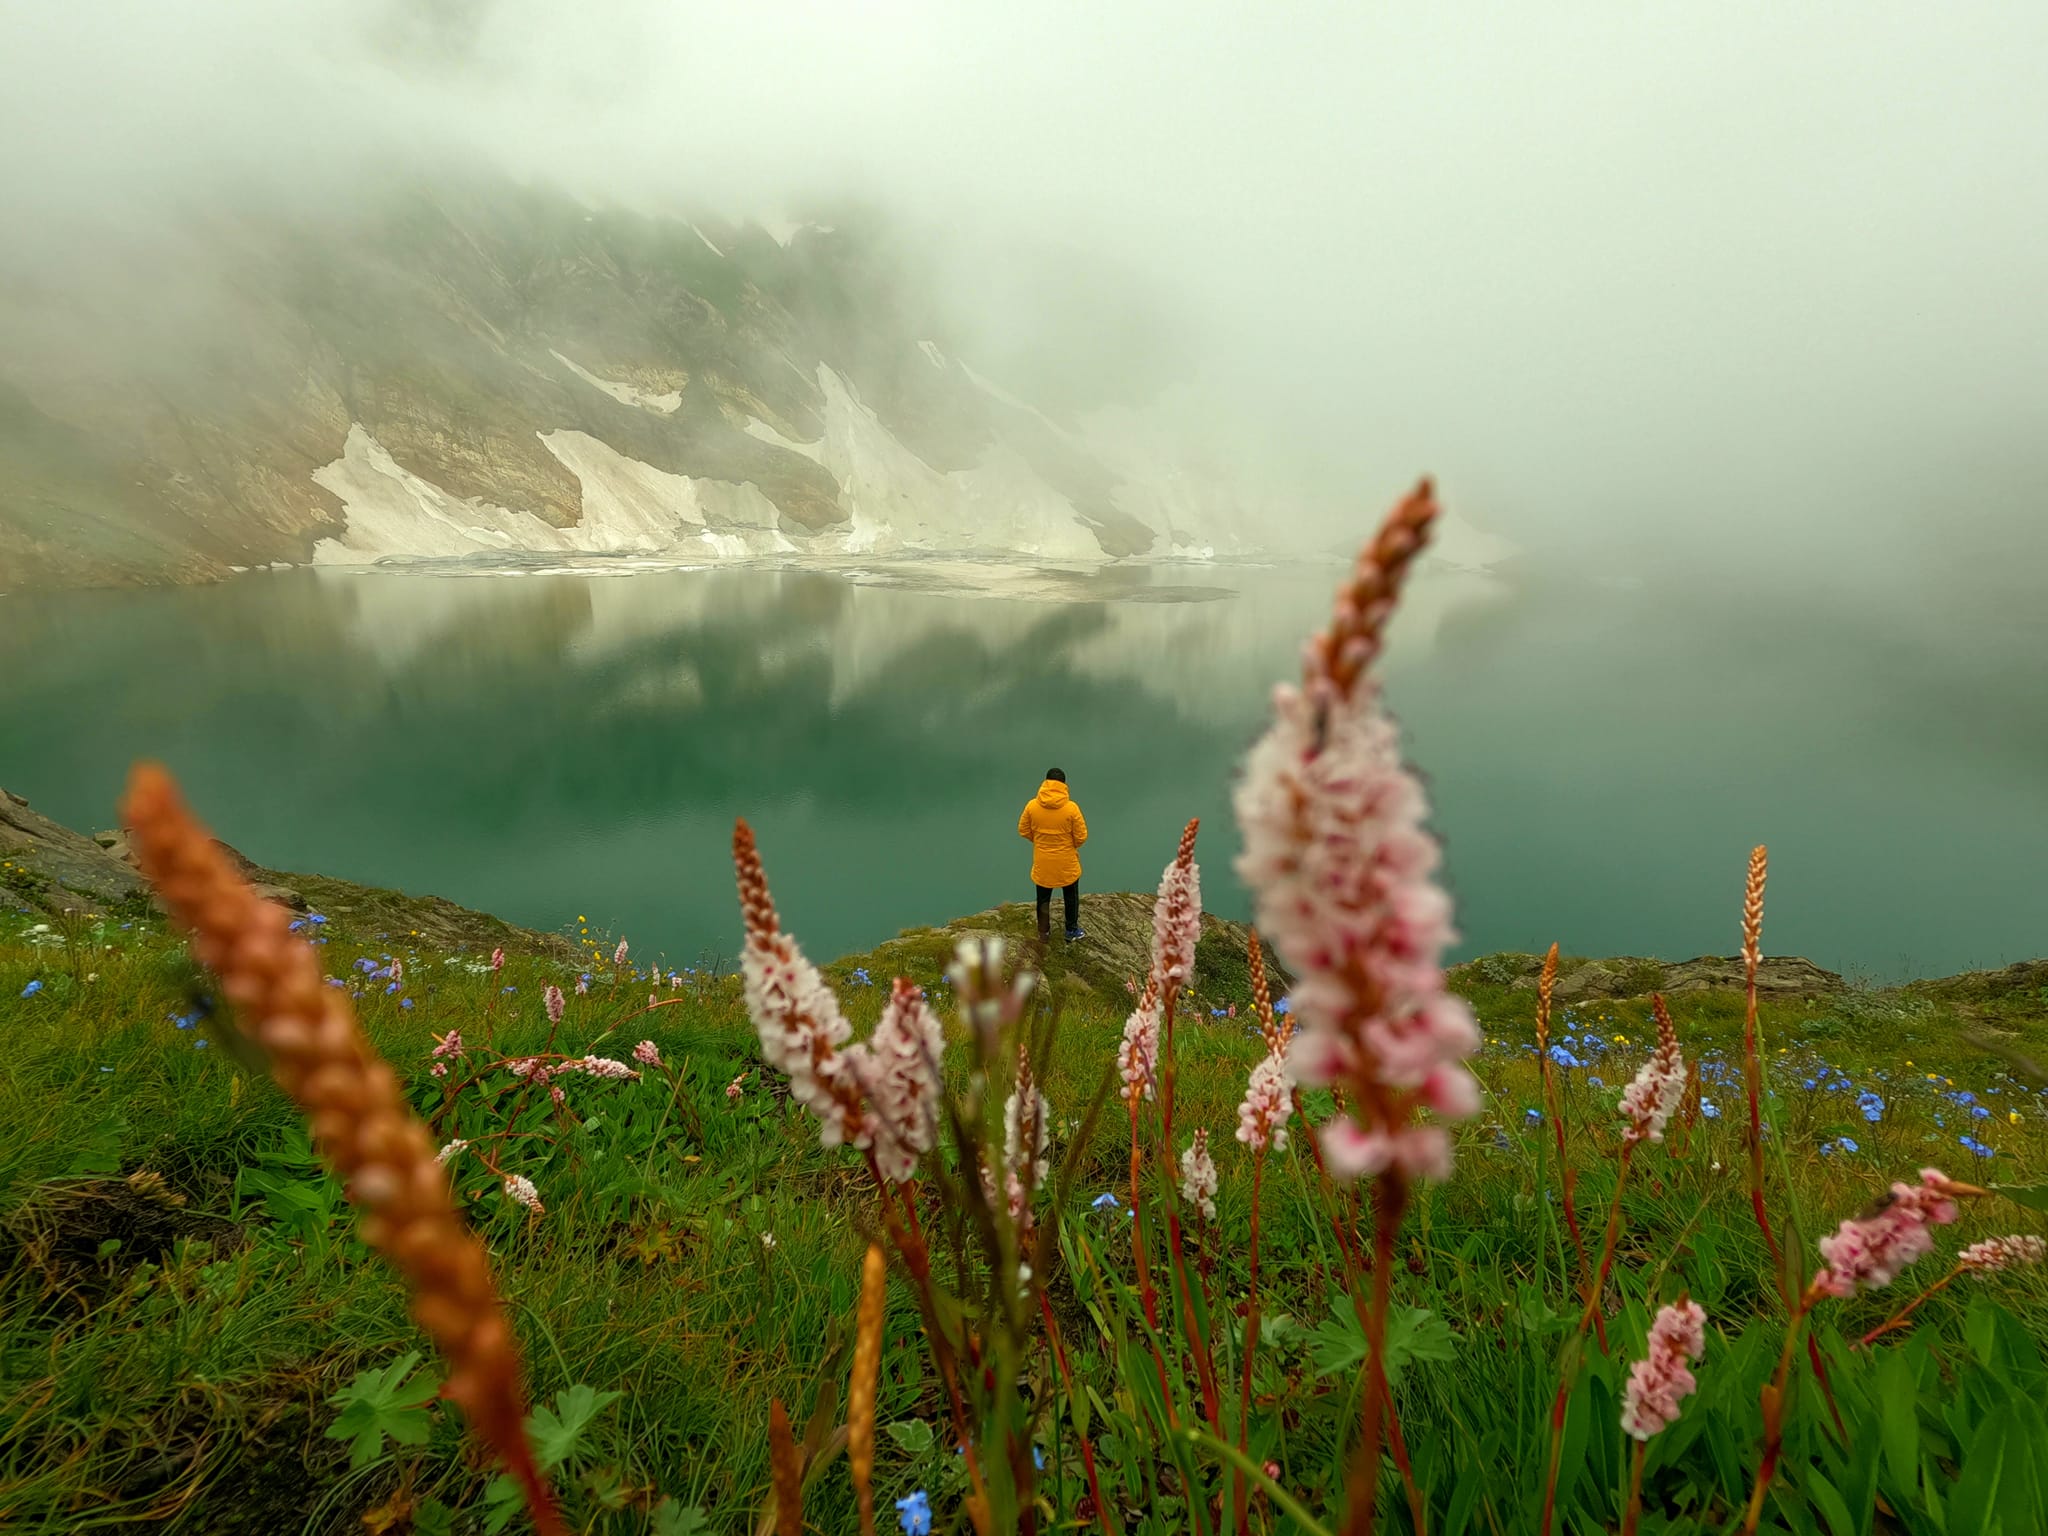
left=2, top=1172, right=248, bottom=1302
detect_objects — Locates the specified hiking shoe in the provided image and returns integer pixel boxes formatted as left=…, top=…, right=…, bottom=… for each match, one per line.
left=1065, top=929, right=1086, bottom=941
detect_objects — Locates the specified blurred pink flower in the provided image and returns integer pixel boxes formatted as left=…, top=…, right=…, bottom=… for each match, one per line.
left=544, top=984, right=565, bottom=1025
left=1959, top=1233, right=2045, bottom=1273
left=1118, top=977, right=1160, bottom=1106
left=1234, top=484, right=1479, bottom=1183
left=1179, top=1129, right=1218, bottom=1220
left=726, top=1070, right=749, bottom=1102
left=1814, top=1168, right=1962, bottom=1297
left=844, top=978, right=945, bottom=1183
left=633, top=1039, right=662, bottom=1067
left=490, top=947, right=504, bottom=972
left=1621, top=1298, right=1707, bottom=1440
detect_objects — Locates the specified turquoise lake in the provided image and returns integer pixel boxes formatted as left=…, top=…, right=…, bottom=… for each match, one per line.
left=3, top=558, right=2043, bottom=981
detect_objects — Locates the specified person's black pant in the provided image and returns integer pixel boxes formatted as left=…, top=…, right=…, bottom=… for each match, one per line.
left=1035, top=881, right=1080, bottom=938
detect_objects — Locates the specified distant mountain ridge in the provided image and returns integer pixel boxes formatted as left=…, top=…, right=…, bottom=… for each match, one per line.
left=0, top=180, right=1261, bottom=590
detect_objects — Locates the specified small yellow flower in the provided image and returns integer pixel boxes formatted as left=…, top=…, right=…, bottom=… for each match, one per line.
left=1905, top=1059, right=1915, bottom=1066
left=2011, top=1111, right=2023, bottom=1125
left=1927, top=1073, right=1941, bottom=1082
left=1613, top=1033, right=1629, bottom=1044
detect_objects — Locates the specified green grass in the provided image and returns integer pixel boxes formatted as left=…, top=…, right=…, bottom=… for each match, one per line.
left=1, top=904, right=2044, bottom=1534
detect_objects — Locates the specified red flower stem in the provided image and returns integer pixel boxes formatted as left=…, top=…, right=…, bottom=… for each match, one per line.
left=1858, top=1265, right=1964, bottom=1348
left=1037, top=1290, right=1120, bottom=1536
left=1234, top=1153, right=1267, bottom=1535
left=1341, top=1171, right=1408, bottom=1536
left=1620, top=1440, right=1647, bottom=1536
left=1743, top=1284, right=1820, bottom=1535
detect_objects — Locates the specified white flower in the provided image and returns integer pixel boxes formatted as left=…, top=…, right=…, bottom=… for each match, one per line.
left=503, top=1175, right=543, bottom=1213
left=1235, top=1051, right=1294, bottom=1154
left=435, top=1138, right=467, bottom=1165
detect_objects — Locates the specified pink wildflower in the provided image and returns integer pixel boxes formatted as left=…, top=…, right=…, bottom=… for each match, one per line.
left=1621, top=1298, right=1707, bottom=1440
left=1003, top=1051, right=1052, bottom=1221
left=733, top=822, right=863, bottom=1149
left=574, top=975, right=589, bottom=996
left=1814, top=1168, right=1963, bottom=1297
left=1619, top=997, right=1685, bottom=1145
left=502, top=1174, right=543, bottom=1214
left=430, top=1062, right=448, bottom=1078
left=1236, top=1050, right=1294, bottom=1153
left=1118, top=976, right=1161, bottom=1105
left=843, top=978, right=945, bottom=1183
left=431, top=1029, right=464, bottom=1062
left=614, top=938, right=629, bottom=967
left=1150, top=821, right=1202, bottom=993
left=1179, top=1129, right=1218, bottom=1220
left=1959, top=1234, right=2046, bottom=1273
left=490, top=947, right=504, bottom=972
left=549, top=1084, right=565, bottom=1105
left=576, top=1055, right=640, bottom=1081
left=726, top=1070, right=749, bottom=1102
left=435, top=1138, right=466, bottom=1165
left=544, top=983, right=565, bottom=1024
left=633, top=1039, right=661, bottom=1067
left=1234, top=482, right=1480, bottom=1183
left=388, top=957, right=403, bottom=983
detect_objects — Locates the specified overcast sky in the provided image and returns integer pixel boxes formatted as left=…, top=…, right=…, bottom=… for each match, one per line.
left=4, top=0, right=2044, bottom=575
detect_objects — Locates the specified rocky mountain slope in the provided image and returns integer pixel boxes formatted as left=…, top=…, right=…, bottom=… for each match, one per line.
left=0, top=181, right=1264, bottom=590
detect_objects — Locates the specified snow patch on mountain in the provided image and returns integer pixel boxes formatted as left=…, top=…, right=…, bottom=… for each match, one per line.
left=311, top=424, right=796, bottom=565
left=550, top=350, right=682, bottom=414
left=743, top=365, right=1106, bottom=561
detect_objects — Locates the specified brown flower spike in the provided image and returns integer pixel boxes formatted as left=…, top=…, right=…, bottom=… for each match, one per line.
left=120, top=764, right=561, bottom=1536
left=849, top=1243, right=887, bottom=1536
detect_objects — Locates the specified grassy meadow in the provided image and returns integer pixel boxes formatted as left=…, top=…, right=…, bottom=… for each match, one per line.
left=2, top=897, right=2045, bottom=1535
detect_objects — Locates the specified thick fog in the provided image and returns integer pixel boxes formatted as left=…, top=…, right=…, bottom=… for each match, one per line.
left=4, top=0, right=2045, bottom=576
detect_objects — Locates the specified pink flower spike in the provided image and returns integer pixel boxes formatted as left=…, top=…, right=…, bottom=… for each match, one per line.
left=843, top=978, right=945, bottom=1184
left=1621, top=1298, right=1707, bottom=1440
left=543, top=983, right=565, bottom=1025
left=1814, top=1168, right=1963, bottom=1297
left=503, top=1175, right=543, bottom=1214
left=614, top=938, right=630, bottom=967
left=1179, top=1129, right=1218, bottom=1220
left=1118, top=975, right=1161, bottom=1106
left=725, top=1070, right=749, bottom=1102
left=576, top=1055, right=640, bottom=1081
left=1150, top=820, right=1202, bottom=994
left=490, top=947, right=504, bottom=972
left=1235, top=1050, right=1293, bottom=1154
left=1619, top=996, right=1685, bottom=1145
left=633, top=1039, right=662, bottom=1067
left=1233, top=480, right=1479, bottom=1183
left=1959, top=1234, right=2045, bottom=1273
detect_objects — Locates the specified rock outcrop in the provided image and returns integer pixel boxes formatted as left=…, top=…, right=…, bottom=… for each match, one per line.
left=1446, top=950, right=1847, bottom=1001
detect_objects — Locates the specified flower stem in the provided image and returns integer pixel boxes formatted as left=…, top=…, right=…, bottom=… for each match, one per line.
left=1858, top=1264, right=1965, bottom=1347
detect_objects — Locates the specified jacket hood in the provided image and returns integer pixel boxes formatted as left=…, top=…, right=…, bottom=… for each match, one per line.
left=1036, top=780, right=1070, bottom=809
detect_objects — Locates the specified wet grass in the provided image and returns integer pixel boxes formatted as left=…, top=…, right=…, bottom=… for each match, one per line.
left=2, top=905, right=2045, bottom=1533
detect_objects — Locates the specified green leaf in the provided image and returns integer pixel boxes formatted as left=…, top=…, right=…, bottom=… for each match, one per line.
left=481, top=1473, right=524, bottom=1536
left=651, top=1499, right=710, bottom=1535
left=527, top=1381, right=625, bottom=1472
left=1877, top=1346, right=1919, bottom=1494
left=1308, top=1296, right=1367, bottom=1378
left=1949, top=1412, right=2007, bottom=1536
left=413, top=1499, right=455, bottom=1536
left=1805, top=1466, right=1855, bottom=1536
left=1989, top=1183, right=2048, bottom=1214
left=886, top=1419, right=935, bottom=1458
left=323, top=1351, right=443, bottom=1472
left=1382, top=1306, right=1459, bottom=1385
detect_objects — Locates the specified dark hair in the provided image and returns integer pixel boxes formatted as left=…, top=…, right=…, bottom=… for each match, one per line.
left=1045, top=767, right=1066, bottom=783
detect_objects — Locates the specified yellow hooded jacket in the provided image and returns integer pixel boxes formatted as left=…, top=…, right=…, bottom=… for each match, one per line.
left=1018, top=779, right=1088, bottom=888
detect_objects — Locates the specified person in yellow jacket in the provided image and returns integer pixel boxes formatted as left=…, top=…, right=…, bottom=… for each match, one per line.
left=1018, top=768, right=1088, bottom=942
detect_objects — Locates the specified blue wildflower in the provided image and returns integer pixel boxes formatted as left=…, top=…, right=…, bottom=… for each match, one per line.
left=1587, top=1077, right=1605, bottom=1089
left=354, top=958, right=377, bottom=974
left=193, top=1038, right=209, bottom=1050
left=1033, top=1445, right=1045, bottom=1470
left=1700, top=1100, right=1721, bottom=1120
left=896, top=1490, right=932, bottom=1536
left=288, top=918, right=306, bottom=932
left=1960, top=1136, right=1995, bottom=1158
left=400, top=998, right=414, bottom=1010
left=849, top=967, right=872, bottom=986
left=386, top=982, right=400, bottom=994
left=1971, top=1105, right=1991, bottom=1120
left=308, top=913, right=328, bottom=926
left=1524, top=1108, right=1543, bottom=1126
left=1272, top=997, right=1290, bottom=1015
left=1836, top=1137, right=1859, bottom=1153
left=502, top=986, right=516, bottom=994
left=1092, top=1192, right=1120, bottom=1210
left=20, top=980, right=43, bottom=998
left=325, top=977, right=345, bottom=988
left=1858, top=1092, right=1885, bottom=1123
left=1547, top=1045, right=1584, bottom=1070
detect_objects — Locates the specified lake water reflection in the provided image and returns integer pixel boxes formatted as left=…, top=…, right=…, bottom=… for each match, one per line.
left=2, top=557, right=2042, bottom=980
